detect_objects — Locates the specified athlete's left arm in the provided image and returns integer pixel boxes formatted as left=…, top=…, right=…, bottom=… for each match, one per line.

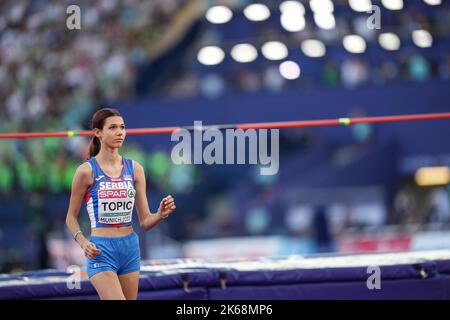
left=134, top=161, right=176, bottom=231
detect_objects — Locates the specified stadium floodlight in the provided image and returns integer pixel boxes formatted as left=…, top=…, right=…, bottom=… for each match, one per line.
left=314, top=13, right=336, bottom=30
left=280, top=1, right=306, bottom=15
left=281, top=13, right=306, bottom=32
left=205, top=6, right=233, bottom=24
left=423, top=0, right=441, bottom=5
left=301, top=39, right=326, bottom=57
left=412, top=29, right=433, bottom=48
left=378, top=33, right=401, bottom=51
left=230, top=43, right=258, bottom=63
left=243, top=3, right=271, bottom=22
left=310, top=0, right=334, bottom=14
left=197, top=46, right=225, bottom=65
left=343, top=35, right=367, bottom=53
left=348, top=0, right=372, bottom=12
left=279, top=61, right=301, bottom=80
left=261, top=41, right=289, bottom=60
left=381, top=0, right=403, bottom=10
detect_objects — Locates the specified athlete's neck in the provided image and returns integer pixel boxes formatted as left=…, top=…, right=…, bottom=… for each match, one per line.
left=96, top=148, right=122, bottom=167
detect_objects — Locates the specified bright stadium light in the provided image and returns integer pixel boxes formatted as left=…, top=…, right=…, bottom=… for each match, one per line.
left=381, top=0, right=403, bottom=10
left=280, top=1, right=306, bottom=15
left=412, top=29, right=433, bottom=48
left=261, top=41, right=289, bottom=60
left=197, top=46, right=225, bottom=65
left=230, top=43, right=258, bottom=63
left=343, top=35, right=367, bottom=53
left=279, top=61, right=301, bottom=80
left=378, top=33, right=401, bottom=51
left=205, top=6, right=233, bottom=24
left=314, top=13, right=336, bottom=30
left=301, top=39, right=326, bottom=57
left=423, top=0, right=441, bottom=5
left=348, top=0, right=372, bottom=12
left=281, top=13, right=306, bottom=32
left=310, top=0, right=334, bottom=14
left=243, top=3, right=271, bottom=22
left=415, top=167, right=450, bottom=186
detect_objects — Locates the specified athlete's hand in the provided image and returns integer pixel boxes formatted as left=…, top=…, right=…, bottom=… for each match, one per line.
left=81, top=241, right=101, bottom=259
left=158, top=195, right=176, bottom=219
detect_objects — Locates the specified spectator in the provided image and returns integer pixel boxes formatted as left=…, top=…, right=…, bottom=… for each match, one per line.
left=340, top=58, right=370, bottom=89
left=321, top=61, right=340, bottom=87
left=408, top=54, right=431, bottom=82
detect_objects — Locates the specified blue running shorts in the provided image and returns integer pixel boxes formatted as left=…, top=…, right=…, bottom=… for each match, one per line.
left=86, top=232, right=141, bottom=279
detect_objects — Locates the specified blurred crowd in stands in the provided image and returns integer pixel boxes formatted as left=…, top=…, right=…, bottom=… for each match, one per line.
left=0, top=0, right=190, bottom=192
left=0, top=0, right=183, bottom=134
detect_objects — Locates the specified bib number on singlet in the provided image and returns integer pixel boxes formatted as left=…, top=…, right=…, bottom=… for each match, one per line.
left=98, top=189, right=135, bottom=224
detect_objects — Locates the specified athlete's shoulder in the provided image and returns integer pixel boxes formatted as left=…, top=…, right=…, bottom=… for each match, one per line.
left=132, top=159, right=143, bottom=170
left=76, top=161, right=94, bottom=179
left=132, top=160, right=145, bottom=178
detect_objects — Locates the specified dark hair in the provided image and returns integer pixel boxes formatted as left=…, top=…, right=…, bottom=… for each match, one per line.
left=88, top=108, right=122, bottom=159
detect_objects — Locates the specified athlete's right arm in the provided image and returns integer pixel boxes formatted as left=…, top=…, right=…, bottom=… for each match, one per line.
left=65, top=162, right=101, bottom=259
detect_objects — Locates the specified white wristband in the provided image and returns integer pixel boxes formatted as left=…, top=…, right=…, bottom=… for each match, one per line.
left=73, top=230, right=83, bottom=241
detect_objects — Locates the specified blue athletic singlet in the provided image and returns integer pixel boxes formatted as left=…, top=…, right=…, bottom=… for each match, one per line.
left=84, top=157, right=136, bottom=228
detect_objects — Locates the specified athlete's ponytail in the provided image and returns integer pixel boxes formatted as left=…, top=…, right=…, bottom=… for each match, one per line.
left=88, top=136, right=101, bottom=159
left=87, top=108, right=122, bottom=159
